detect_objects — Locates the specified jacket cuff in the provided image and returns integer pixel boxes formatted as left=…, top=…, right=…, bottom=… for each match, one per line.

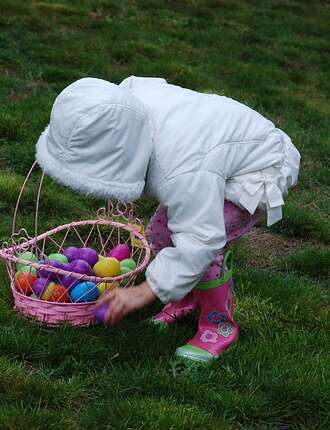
left=146, top=270, right=171, bottom=304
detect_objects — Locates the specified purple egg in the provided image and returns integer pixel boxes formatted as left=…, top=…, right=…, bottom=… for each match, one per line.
left=38, top=259, right=65, bottom=280
left=63, top=247, right=78, bottom=262
left=94, top=302, right=110, bottom=324
left=61, top=259, right=93, bottom=288
left=33, top=277, right=50, bottom=297
left=72, top=247, right=98, bottom=267
left=68, top=259, right=93, bottom=275
left=107, top=244, right=131, bottom=261
left=61, top=274, right=79, bottom=289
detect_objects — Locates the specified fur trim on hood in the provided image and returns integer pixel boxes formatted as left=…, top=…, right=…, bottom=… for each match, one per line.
left=36, top=78, right=153, bottom=201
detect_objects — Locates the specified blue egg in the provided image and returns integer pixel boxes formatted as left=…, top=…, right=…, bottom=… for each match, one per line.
left=69, top=281, right=99, bottom=303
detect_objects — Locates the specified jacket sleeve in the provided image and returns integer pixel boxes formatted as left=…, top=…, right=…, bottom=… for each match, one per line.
left=146, top=171, right=227, bottom=303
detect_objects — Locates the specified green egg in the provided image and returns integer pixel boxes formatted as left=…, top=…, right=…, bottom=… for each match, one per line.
left=16, top=251, right=38, bottom=272
left=47, top=253, right=68, bottom=264
left=120, top=265, right=132, bottom=275
left=120, top=258, right=137, bottom=271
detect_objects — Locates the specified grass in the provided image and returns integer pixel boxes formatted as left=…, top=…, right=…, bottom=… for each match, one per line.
left=0, top=0, right=329, bottom=429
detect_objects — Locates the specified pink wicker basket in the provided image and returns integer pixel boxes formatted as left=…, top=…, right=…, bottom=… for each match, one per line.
left=0, top=161, right=151, bottom=326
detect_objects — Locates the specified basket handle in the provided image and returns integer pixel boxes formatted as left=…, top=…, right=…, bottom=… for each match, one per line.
left=12, top=160, right=38, bottom=237
left=12, top=161, right=45, bottom=258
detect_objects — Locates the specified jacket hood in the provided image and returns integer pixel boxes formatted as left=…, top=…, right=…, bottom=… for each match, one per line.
left=36, top=77, right=153, bottom=201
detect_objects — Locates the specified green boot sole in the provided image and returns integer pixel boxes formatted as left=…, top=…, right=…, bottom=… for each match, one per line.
left=175, top=344, right=217, bottom=363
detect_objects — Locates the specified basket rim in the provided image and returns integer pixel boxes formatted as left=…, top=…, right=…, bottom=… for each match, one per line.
left=0, top=218, right=150, bottom=283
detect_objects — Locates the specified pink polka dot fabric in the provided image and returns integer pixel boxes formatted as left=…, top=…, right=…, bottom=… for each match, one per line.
left=146, top=201, right=261, bottom=281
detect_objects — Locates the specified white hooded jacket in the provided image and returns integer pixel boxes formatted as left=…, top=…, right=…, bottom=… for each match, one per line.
left=36, top=77, right=300, bottom=303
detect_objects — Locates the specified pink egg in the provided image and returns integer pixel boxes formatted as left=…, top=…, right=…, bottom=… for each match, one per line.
left=107, top=244, right=131, bottom=261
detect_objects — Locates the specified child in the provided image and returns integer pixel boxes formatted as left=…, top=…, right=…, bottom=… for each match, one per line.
left=36, top=77, right=300, bottom=362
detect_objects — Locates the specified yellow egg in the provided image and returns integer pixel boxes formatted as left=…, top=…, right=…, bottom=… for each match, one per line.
left=41, top=282, right=56, bottom=301
left=97, top=281, right=118, bottom=295
left=93, top=258, right=120, bottom=277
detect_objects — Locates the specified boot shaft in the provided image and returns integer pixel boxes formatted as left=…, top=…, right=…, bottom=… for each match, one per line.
left=194, top=250, right=235, bottom=319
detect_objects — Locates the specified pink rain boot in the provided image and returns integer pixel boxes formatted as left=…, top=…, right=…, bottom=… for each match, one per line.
left=151, top=291, right=197, bottom=325
left=151, top=253, right=224, bottom=326
left=176, top=251, right=238, bottom=362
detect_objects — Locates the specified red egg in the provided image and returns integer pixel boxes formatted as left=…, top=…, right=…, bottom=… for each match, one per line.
left=48, top=284, right=70, bottom=303
left=15, top=272, right=36, bottom=295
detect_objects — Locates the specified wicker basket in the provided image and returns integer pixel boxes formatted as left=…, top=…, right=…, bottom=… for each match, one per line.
left=0, top=161, right=151, bottom=326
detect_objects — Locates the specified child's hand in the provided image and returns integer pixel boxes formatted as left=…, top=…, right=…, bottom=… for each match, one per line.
left=96, top=281, right=156, bottom=325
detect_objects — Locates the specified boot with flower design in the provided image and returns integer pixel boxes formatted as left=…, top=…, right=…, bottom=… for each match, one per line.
left=176, top=251, right=238, bottom=362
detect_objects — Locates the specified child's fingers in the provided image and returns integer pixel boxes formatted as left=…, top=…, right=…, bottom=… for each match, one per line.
left=97, top=289, right=116, bottom=306
left=107, top=299, right=124, bottom=325
left=104, top=297, right=116, bottom=323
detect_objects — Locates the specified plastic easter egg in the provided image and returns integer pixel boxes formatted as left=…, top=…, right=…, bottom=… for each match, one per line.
left=16, top=266, right=37, bottom=277
left=70, top=282, right=99, bottom=303
left=15, top=272, right=37, bottom=295
left=63, top=246, right=78, bottom=262
left=93, top=258, right=120, bottom=278
left=61, top=259, right=92, bottom=288
left=120, top=266, right=132, bottom=275
left=68, top=259, right=93, bottom=276
left=130, top=223, right=146, bottom=248
left=16, top=251, right=38, bottom=272
left=94, top=302, right=110, bottom=324
left=37, top=259, right=49, bottom=277
left=107, top=244, right=131, bottom=261
left=49, top=284, right=70, bottom=303
left=120, top=258, right=137, bottom=271
left=47, top=253, right=68, bottom=264
left=38, top=259, right=65, bottom=280
left=41, top=282, right=56, bottom=301
left=72, top=247, right=99, bottom=267
left=33, top=277, right=50, bottom=297
left=119, top=258, right=137, bottom=275
left=61, top=274, right=79, bottom=289
left=97, top=281, right=118, bottom=295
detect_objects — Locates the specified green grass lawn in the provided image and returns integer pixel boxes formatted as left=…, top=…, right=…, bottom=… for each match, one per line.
left=0, top=0, right=329, bottom=429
